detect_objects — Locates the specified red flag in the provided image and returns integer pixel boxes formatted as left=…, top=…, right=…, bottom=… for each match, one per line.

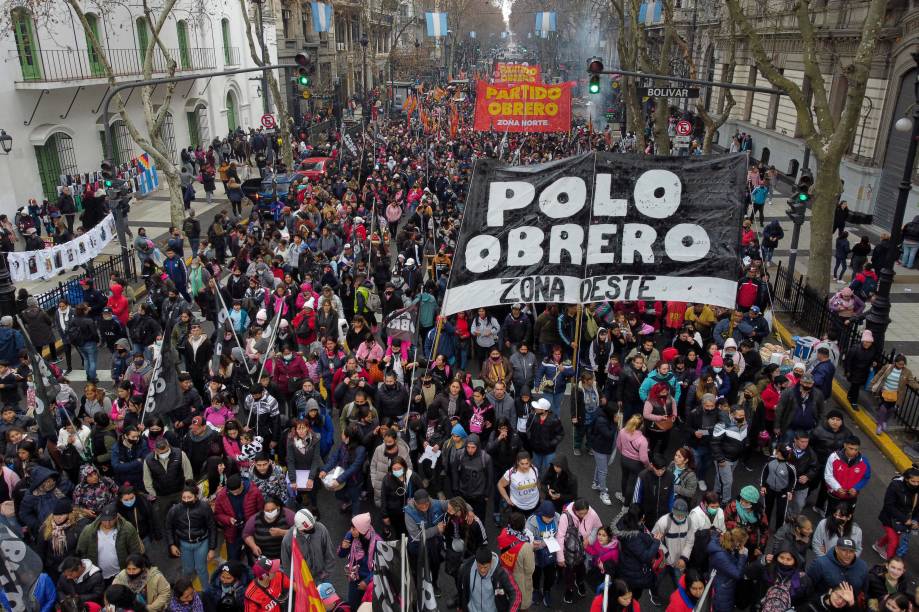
left=291, top=540, right=325, bottom=612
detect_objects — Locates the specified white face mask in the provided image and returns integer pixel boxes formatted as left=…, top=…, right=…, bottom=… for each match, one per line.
left=264, top=509, right=279, bottom=521
left=157, top=451, right=170, bottom=460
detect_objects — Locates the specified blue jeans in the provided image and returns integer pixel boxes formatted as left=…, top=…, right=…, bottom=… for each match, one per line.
left=532, top=452, right=555, bottom=475
left=78, top=342, right=98, bottom=382
left=179, top=538, right=210, bottom=588
left=593, top=452, right=610, bottom=493
left=543, top=393, right=565, bottom=419
left=902, top=243, right=919, bottom=269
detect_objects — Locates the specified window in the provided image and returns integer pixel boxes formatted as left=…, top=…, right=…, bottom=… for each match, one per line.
left=11, top=8, right=41, bottom=81
left=85, top=13, right=105, bottom=77
left=161, top=111, right=176, bottom=162
left=136, top=17, right=149, bottom=65
left=112, top=120, right=135, bottom=165
left=186, top=104, right=209, bottom=147
left=177, top=20, right=190, bottom=69
left=221, top=18, right=232, bottom=64
left=226, top=92, right=238, bottom=131
left=34, top=133, right=78, bottom=201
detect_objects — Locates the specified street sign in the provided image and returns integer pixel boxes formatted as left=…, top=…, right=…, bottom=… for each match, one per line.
left=676, top=120, right=692, bottom=136
left=260, top=114, right=276, bottom=129
left=638, top=87, right=700, bottom=99
left=674, top=135, right=692, bottom=146
left=301, top=89, right=312, bottom=100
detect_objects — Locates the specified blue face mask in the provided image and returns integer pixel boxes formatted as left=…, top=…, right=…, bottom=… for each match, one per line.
left=122, top=497, right=135, bottom=508
left=392, top=469, right=405, bottom=479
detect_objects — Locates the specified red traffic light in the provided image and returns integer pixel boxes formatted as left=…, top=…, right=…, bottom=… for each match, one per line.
left=587, top=58, right=604, bottom=74
left=294, top=52, right=311, bottom=68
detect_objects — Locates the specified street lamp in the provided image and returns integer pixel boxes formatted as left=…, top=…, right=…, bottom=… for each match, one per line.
left=866, top=51, right=919, bottom=352
left=0, top=130, right=12, bottom=155
left=360, top=32, right=369, bottom=124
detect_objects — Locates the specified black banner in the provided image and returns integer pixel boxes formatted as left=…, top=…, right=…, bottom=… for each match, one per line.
left=384, top=302, right=420, bottom=344
left=372, top=539, right=405, bottom=612
left=443, top=152, right=747, bottom=315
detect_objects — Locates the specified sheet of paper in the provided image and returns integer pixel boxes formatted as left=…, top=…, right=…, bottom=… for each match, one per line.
left=516, top=416, right=528, bottom=433
left=296, top=470, right=310, bottom=489
left=421, top=446, right=441, bottom=467
left=544, top=538, right=561, bottom=554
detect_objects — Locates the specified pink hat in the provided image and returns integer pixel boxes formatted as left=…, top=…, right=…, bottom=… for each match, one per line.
left=711, top=352, right=724, bottom=368
left=861, top=329, right=874, bottom=342
left=841, top=287, right=853, bottom=298
left=351, top=512, right=373, bottom=535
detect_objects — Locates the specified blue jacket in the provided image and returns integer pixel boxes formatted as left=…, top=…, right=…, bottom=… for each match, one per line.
left=707, top=533, right=748, bottom=612
left=806, top=549, right=868, bottom=595
left=110, top=439, right=150, bottom=488
left=534, top=360, right=575, bottom=396
left=322, top=443, right=367, bottom=485
left=0, top=327, right=24, bottom=365
left=425, top=321, right=457, bottom=361
left=19, top=465, right=73, bottom=533
left=205, top=563, right=251, bottom=609
left=811, top=359, right=836, bottom=400
left=638, top=370, right=683, bottom=404
left=163, top=256, right=187, bottom=288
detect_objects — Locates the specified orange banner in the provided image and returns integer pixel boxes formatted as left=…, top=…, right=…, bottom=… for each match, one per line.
left=473, top=80, right=573, bottom=133
left=493, top=62, right=541, bottom=83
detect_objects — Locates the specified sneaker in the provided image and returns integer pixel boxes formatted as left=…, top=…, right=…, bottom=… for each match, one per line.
left=851, top=403, right=860, bottom=412
left=600, top=492, right=612, bottom=505
left=882, top=421, right=889, bottom=432
left=872, top=543, right=888, bottom=560
left=614, top=492, right=625, bottom=503
left=698, top=481, right=708, bottom=492
left=573, top=448, right=582, bottom=456
left=876, top=424, right=883, bottom=435
left=63, top=369, right=72, bottom=375
left=812, top=505, right=825, bottom=518
left=543, top=591, right=552, bottom=608
left=649, top=592, right=663, bottom=607
left=532, top=590, right=542, bottom=605
left=563, top=590, right=575, bottom=604
left=576, top=582, right=587, bottom=597
left=591, top=483, right=601, bottom=491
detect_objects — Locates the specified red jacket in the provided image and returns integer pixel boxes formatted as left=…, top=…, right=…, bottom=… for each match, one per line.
left=107, top=283, right=130, bottom=325
left=825, top=450, right=871, bottom=499
left=213, top=481, right=265, bottom=542
left=244, top=573, right=290, bottom=612
left=265, top=355, right=309, bottom=392
left=592, top=594, right=641, bottom=612
left=760, top=383, right=781, bottom=421
left=292, top=309, right=316, bottom=347
left=665, top=574, right=696, bottom=612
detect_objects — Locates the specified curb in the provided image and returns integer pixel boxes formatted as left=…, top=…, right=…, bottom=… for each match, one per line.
left=772, top=316, right=913, bottom=471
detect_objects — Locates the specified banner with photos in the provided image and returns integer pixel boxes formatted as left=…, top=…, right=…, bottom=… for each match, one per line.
left=6, top=213, right=117, bottom=282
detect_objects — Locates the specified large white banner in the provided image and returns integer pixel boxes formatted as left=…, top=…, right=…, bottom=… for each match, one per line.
left=6, top=214, right=117, bottom=282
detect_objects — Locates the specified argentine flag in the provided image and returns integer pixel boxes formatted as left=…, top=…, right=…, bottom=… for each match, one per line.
left=310, top=2, right=332, bottom=33
left=425, top=12, right=448, bottom=37
left=535, top=11, right=556, bottom=33
left=638, top=1, right=662, bottom=25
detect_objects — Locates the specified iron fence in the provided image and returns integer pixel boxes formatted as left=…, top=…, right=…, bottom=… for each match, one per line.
left=33, top=250, right=137, bottom=313
left=222, top=46, right=241, bottom=67
left=769, top=261, right=919, bottom=433
left=17, top=47, right=217, bottom=83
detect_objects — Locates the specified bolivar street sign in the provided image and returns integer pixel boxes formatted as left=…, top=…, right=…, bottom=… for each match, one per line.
left=638, top=87, right=700, bottom=98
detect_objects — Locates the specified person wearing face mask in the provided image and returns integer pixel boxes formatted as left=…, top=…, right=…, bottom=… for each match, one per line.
left=874, top=467, right=919, bottom=560
left=747, top=544, right=814, bottom=609
left=143, top=437, right=193, bottom=536
left=116, top=483, right=159, bottom=546
left=380, top=456, right=423, bottom=538
left=775, top=373, right=826, bottom=445
left=711, top=405, right=749, bottom=504
left=165, top=482, right=217, bottom=589
left=651, top=498, right=693, bottom=600
left=760, top=444, right=798, bottom=530
left=687, top=392, right=726, bottom=493
left=723, top=485, right=769, bottom=564
left=241, top=495, right=295, bottom=561
left=110, top=426, right=150, bottom=487
left=369, top=427, right=412, bottom=507
left=111, top=552, right=171, bottom=612
left=279, top=508, right=336, bottom=581
left=813, top=503, right=863, bottom=558
left=214, top=473, right=265, bottom=562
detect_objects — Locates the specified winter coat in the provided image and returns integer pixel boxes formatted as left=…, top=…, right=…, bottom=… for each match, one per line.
left=20, top=304, right=55, bottom=347
left=652, top=513, right=693, bottom=567
left=75, top=515, right=144, bottom=569
left=279, top=523, right=337, bottom=581
left=844, top=343, right=878, bottom=386
left=871, top=364, right=919, bottom=408
left=633, top=469, right=675, bottom=526
left=19, top=465, right=73, bottom=533
left=824, top=450, right=871, bottom=502
left=525, top=411, right=564, bottom=454
left=878, top=476, right=919, bottom=531
left=775, top=384, right=826, bottom=433
left=613, top=516, right=660, bottom=590
left=457, top=551, right=522, bottom=612
left=806, top=549, right=868, bottom=595
left=56, top=559, right=104, bottom=605
left=707, top=533, right=748, bottom=612
left=811, top=420, right=852, bottom=465
left=588, top=410, right=616, bottom=455
left=213, top=481, right=265, bottom=542
left=369, top=439, right=412, bottom=503
left=112, top=566, right=171, bottom=612
left=451, top=439, right=493, bottom=499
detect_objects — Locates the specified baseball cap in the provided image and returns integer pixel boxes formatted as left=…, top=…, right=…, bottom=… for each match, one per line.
left=531, top=398, right=551, bottom=412
left=294, top=508, right=316, bottom=531
left=190, top=416, right=205, bottom=427
left=99, top=503, right=118, bottom=521
left=750, top=305, right=761, bottom=313
left=837, top=538, right=857, bottom=551
left=252, top=556, right=279, bottom=579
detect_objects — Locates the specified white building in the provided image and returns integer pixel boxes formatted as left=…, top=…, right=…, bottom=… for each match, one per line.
left=0, top=0, right=276, bottom=219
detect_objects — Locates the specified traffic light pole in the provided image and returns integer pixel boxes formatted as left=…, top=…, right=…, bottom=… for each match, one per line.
left=591, top=67, right=785, bottom=96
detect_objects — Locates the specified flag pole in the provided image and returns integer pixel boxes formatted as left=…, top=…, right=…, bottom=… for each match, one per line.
left=215, top=283, right=254, bottom=385
left=286, top=542, right=296, bottom=612
left=403, top=345, right=419, bottom=425
left=602, top=573, right=610, bottom=611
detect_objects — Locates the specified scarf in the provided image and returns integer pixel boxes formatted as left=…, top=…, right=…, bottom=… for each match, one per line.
left=346, top=530, right=380, bottom=580
left=50, top=519, right=70, bottom=557
left=735, top=503, right=758, bottom=525
left=169, top=593, right=204, bottom=612
left=125, top=570, right=148, bottom=593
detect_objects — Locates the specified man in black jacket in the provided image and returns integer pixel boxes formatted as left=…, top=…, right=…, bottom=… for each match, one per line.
left=127, top=303, right=161, bottom=360
left=633, top=454, right=676, bottom=529
left=457, top=546, right=521, bottom=612
left=376, top=371, right=408, bottom=422
left=789, top=430, right=819, bottom=515
left=451, top=433, right=493, bottom=520
left=56, top=556, right=104, bottom=605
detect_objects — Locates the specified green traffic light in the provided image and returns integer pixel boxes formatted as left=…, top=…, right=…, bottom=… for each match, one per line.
left=798, top=193, right=808, bottom=202
left=589, top=77, right=600, bottom=94
left=104, top=180, right=113, bottom=188
left=298, top=75, right=310, bottom=86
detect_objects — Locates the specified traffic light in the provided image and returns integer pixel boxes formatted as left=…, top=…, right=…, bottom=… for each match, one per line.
left=100, top=160, right=115, bottom=189
left=294, top=52, right=312, bottom=87
left=589, top=75, right=600, bottom=94
left=786, top=170, right=813, bottom=224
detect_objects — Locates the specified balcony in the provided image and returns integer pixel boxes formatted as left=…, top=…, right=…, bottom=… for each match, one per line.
left=222, top=46, right=241, bottom=67
left=13, top=46, right=217, bottom=87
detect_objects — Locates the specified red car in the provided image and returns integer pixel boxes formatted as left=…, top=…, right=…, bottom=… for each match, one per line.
left=295, top=157, right=332, bottom=181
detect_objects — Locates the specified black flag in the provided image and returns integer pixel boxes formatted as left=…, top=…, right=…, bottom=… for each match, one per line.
left=372, top=539, right=404, bottom=612
left=417, top=525, right=438, bottom=611
left=142, top=316, right=181, bottom=419
left=16, top=316, right=60, bottom=438
left=384, top=302, right=420, bottom=344
left=0, top=522, right=42, bottom=610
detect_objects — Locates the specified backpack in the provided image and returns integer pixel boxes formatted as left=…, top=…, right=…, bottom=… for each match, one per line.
left=760, top=581, right=793, bottom=612
left=737, top=281, right=759, bottom=309
left=688, top=526, right=713, bottom=574
left=752, top=185, right=768, bottom=205
left=469, top=406, right=486, bottom=434
left=562, top=512, right=586, bottom=566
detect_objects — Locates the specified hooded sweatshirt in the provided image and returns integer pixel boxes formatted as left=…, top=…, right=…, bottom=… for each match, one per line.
left=107, top=283, right=130, bottom=325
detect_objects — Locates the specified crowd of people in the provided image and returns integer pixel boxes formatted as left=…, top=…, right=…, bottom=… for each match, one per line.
left=0, top=81, right=917, bottom=612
